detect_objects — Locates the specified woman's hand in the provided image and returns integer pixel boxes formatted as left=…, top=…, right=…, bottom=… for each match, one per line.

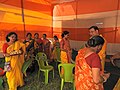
left=102, top=73, right=110, bottom=82
left=4, top=53, right=10, bottom=57
left=110, top=57, right=116, bottom=66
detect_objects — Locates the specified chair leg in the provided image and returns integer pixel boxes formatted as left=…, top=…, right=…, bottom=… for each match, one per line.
left=38, top=70, right=40, bottom=79
left=73, top=81, right=75, bottom=90
left=55, top=61, right=58, bottom=70
left=45, top=70, right=48, bottom=84
left=53, top=69, right=54, bottom=79
left=61, top=79, right=64, bottom=90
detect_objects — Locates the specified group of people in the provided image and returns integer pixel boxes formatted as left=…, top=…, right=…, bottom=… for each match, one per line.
left=23, top=33, right=51, bottom=60
left=75, top=26, right=120, bottom=90
left=1, top=25, right=120, bottom=90
left=2, top=32, right=54, bottom=90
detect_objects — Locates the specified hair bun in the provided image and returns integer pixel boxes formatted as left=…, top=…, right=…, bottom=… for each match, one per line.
left=87, top=38, right=95, bottom=47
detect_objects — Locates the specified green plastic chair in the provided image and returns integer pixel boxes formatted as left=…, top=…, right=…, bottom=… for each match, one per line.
left=35, top=52, right=54, bottom=84
left=58, top=63, right=75, bottom=90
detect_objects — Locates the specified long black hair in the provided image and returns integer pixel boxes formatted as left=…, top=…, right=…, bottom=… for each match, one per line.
left=6, top=32, right=18, bottom=42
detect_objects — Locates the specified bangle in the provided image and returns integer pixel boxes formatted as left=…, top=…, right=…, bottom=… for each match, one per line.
left=99, top=76, right=105, bottom=83
left=102, top=76, right=107, bottom=82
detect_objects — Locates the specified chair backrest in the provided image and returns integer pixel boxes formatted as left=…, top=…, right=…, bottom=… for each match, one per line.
left=35, top=52, right=48, bottom=68
left=58, top=63, right=75, bottom=82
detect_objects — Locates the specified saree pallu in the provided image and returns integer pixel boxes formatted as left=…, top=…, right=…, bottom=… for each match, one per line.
left=114, top=79, right=120, bottom=90
left=60, top=50, right=69, bottom=74
left=98, top=35, right=107, bottom=73
left=75, top=48, right=103, bottom=90
left=61, top=51, right=69, bottom=63
left=5, top=41, right=25, bottom=90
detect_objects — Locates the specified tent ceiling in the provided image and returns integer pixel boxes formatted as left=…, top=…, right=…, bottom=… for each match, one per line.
left=0, top=0, right=75, bottom=6
left=0, top=0, right=119, bottom=19
left=44, top=0, right=75, bottom=4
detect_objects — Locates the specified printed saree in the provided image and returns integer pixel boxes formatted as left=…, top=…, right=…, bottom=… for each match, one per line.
left=114, top=79, right=120, bottom=90
left=98, top=35, right=107, bottom=73
left=5, top=41, right=25, bottom=90
left=75, top=48, right=103, bottom=90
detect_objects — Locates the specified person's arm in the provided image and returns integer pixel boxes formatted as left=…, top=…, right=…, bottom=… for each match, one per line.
left=92, top=68, right=102, bottom=84
left=110, top=52, right=120, bottom=66
left=92, top=68, right=110, bottom=84
left=91, top=54, right=110, bottom=84
left=111, top=52, right=120, bottom=60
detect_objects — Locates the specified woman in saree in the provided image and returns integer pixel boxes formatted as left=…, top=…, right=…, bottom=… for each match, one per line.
left=23, top=32, right=34, bottom=53
left=2, top=32, right=25, bottom=90
left=34, top=33, right=43, bottom=54
left=60, top=31, right=72, bottom=63
left=51, top=35, right=60, bottom=61
left=75, top=35, right=110, bottom=90
left=88, top=26, right=107, bottom=73
left=42, top=34, right=51, bottom=59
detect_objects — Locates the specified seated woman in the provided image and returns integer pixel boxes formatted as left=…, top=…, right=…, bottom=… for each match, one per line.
left=75, top=35, right=110, bottom=90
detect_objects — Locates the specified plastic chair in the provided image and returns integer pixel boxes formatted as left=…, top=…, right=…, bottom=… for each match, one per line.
left=35, top=52, right=54, bottom=84
left=58, top=63, right=75, bottom=90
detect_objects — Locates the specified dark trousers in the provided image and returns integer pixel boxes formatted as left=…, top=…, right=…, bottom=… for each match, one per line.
left=104, top=62, right=120, bottom=90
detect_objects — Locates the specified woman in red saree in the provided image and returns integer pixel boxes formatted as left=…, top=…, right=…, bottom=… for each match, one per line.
left=42, top=34, right=51, bottom=59
left=75, top=35, right=110, bottom=90
left=3, top=32, right=25, bottom=90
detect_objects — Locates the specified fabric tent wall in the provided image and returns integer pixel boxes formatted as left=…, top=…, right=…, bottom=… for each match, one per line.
left=53, top=0, right=120, bottom=55
left=0, top=0, right=120, bottom=54
left=0, top=0, right=53, bottom=51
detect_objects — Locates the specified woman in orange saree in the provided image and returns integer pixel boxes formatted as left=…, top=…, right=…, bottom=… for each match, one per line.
left=3, top=32, right=25, bottom=90
left=75, top=35, right=110, bottom=90
left=60, top=31, right=72, bottom=63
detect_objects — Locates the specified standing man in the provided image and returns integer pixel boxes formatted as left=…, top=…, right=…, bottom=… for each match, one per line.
left=89, top=26, right=107, bottom=73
